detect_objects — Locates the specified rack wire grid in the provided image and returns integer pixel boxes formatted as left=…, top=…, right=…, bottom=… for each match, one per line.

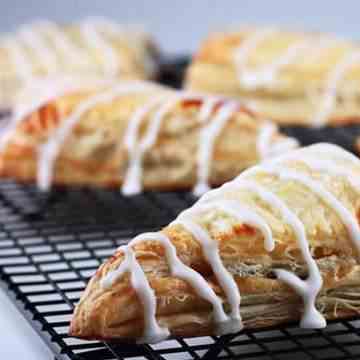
left=2, top=58, right=360, bottom=360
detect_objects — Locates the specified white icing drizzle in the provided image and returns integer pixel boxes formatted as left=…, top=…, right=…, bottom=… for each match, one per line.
left=202, top=178, right=325, bottom=328
left=193, top=105, right=298, bottom=196
left=308, top=143, right=360, bottom=164
left=271, top=154, right=360, bottom=194
left=173, top=198, right=274, bottom=331
left=196, top=145, right=360, bottom=327
left=136, top=233, right=230, bottom=334
left=37, top=82, right=155, bottom=191
left=234, top=28, right=277, bottom=81
left=303, top=36, right=343, bottom=64
left=302, top=159, right=360, bottom=193
left=193, top=101, right=239, bottom=196
left=2, top=37, right=33, bottom=81
left=103, top=231, right=234, bottom=338
left=0, top=76, right=114, bottom=151
left=240, top=39, right=311, bottom=89
left=101, top=144, right=360, bottom=341
left=233, top=29, right=358, bottom=127
left=268, top=142, right=360, bottom=192
left=236, top=35, right=342, bottom=91
left=79, top=19, right=120, bottom=76
left=265, top=137, right=299, bottom=157
left=85, top=17, right=157, bottom=77
left=269, top=142, right=360, bottom=168
left=122, top=92, right=217, bottom=196
left=101, top=243, right=169, bottom=344
left=33, top=20, right=89, bottom=67
left=1, top=18, right=126, bottom=81
left=122, top=94, right=183, bottom=195
left=312, top=51, right=360, bottom=126
left=122, top=95, right=167, bottom=195
left=17, top=25, right=58, bottom=74
left=256, top=122, right=298, bottom=159
left=84, top=17, right=129, bottom=43
left=256, top=122, right=276, bottom=159
left=172, top=217, right=242, bottom=331
left=198, top=96, right=220, bottom=123
left=181, top=199, right=274, bottom=251
left=264, top=166, right=360, bottom=255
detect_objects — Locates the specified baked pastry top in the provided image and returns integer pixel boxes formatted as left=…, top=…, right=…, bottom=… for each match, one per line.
left=0, top=79, right=297, bottom=195
left=185, top=27, right=360, bottom=127
left=0, top=18, right=158, bottom=109
left=70, top=143, right=360, bottom=343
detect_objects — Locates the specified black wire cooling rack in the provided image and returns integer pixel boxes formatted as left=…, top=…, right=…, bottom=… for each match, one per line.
left=1, top=58, right=360, bottom=360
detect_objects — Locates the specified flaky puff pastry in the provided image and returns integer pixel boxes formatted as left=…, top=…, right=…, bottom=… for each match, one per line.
left=70, top=143, right=360, bottom=343
left=0, top=79, right=296, bottom=195
left=0, top=18, right=159, bottom=110
left=185, top=27, right=360, bottom=127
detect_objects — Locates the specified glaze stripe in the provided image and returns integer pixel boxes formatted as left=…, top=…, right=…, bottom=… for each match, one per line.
left=193, top=101, right=239, bottom=196
left=37, top=82, right=156, bottom=191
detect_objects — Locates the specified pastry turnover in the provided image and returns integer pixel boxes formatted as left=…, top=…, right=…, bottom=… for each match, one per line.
left=0, top=79, right=297, bottom=195
left=185, top=27, right=360, bottom=127
left=70, top=143, right=360, bottom=343
left=0, top=17, right=158, bottom=110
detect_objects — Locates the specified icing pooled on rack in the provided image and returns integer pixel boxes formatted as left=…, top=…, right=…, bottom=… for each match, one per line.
left=101, top=143, right=360, bottom=341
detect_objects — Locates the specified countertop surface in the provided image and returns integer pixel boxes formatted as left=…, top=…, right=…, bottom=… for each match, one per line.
left=0, top=287, right=52, bottom=359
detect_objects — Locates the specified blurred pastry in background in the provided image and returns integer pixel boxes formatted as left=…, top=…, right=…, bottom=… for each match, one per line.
left=0, top=78, right=297, bottom=194
left=0, top=17, right=159, bottom=112
left=185, top=26, right=360, bottom=127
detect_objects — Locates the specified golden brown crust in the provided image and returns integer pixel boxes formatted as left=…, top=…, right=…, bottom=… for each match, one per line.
left=0, top=82, right=295, bottom=191
left=185, top=28, right=360, bottom=127
left=70, top=144, right=360, bottom=341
